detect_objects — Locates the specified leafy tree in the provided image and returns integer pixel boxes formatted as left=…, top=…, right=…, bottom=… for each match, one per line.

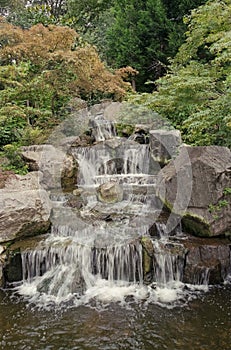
left=0, top=19, right=134, bottom=148
left=105, top=0, right=172, bottom=91
left=102, top=0, right=208, bottom=91
left=67, top=0, right=113, bottom=33
left=162, top=0, right=207, bottom=55
left=130, top=0, right=231, bottom=147
left=0, top=0, right=25, bottom=15
left=0, top=0, right=70, bottom=28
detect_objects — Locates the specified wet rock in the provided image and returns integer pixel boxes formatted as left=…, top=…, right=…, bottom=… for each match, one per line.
left=73, top=188, right=84, bottom=196
left=89, top=113, right=116, bottom=142
left=141, top=237, right=155, bottom=257
left=156, top=145, right=231, bottom=237
left=0, top=245, right=6, bottom=286
left=61, top=155, right=78, bottom=191
left=3, top=251, right=22, bottom=284
left=64, top=194, right=83, bottom=209
left=70, top=134, right=95, bottom=147
left=141, top=237, right=154, bottom=279
left=97, top=181, right=123, bottom=203
left=149, top=129, right=182, bottom=166
left=36, top=265, right=86, bottom=296
left=182, top=236, right=231, bottom=284
left=0, top=172, right=51, bottom=243
left=129, top=124, right=150, bottom=144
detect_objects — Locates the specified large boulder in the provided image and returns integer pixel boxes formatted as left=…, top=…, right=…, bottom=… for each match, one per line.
left=149, top=129, right=182, bottom=166
left=156, top=146, right=231, bottom=237
left=21, top=144, right=78, bottom=190
left=0, top=172, right=51, bottom=243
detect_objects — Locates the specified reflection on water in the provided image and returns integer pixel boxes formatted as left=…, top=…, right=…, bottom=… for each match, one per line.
left=0, top=286, right=230, bottom=350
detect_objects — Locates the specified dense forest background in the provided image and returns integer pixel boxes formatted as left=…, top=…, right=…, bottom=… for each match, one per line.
left=0, top=0, right=230, bottom=172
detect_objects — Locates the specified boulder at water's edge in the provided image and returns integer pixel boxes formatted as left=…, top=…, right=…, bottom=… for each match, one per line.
left=0, top=171, right=51, bottom=243
left=156, top=146, right=231, bottom=237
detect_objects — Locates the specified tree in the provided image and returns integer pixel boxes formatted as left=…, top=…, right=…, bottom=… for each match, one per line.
left=131, top=0, right=231, bottom=147
left=67, top=0, right=113, bottom=32
left=0, top=19, right=135, bottom=148
left=105, top=0, right=172, bottom=91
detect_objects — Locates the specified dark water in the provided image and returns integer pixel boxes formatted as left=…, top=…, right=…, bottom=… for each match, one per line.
left=0, top=286, right=231, bottom=350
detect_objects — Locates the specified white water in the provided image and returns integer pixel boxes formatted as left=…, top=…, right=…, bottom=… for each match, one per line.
left=90, top=113, right=117, bottom=142
left=74, top=141, right=151, bottom=187
left=16, top=116, right=210, bottom=309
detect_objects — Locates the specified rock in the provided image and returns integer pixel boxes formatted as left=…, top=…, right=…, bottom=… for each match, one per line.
left=104, top=102, right=122, bottom=121
left=64, top=194, right=83, bottom=210
left=0, top=172, right=51, bottom=243
left=89, top=101, right=113, bottom=116
left=141, top=236, right=155, bottom=257
left=182, top=236, right=231, bottom=284
left=156, top=145, right=231, bottom=237
left=0, top=245, right=6, bottom=286
left=59, top=136, right=80, bottom=150
left=21, top=144, right=78, bottom=190
left=149, top=129, right=182, bottom=166
left=89, top=114, right=116, bottom=142
left=3, top=251, right=22, bottom=284
left=97, top=181, right=123, bottom=203
left=130, top=125, right=150, bottom=144
left=0, top=170, right=16, bottom=189
left=73, top=188, right=84, bottom=196
left=70, top=134, right=95, bottom=148
left=36, top=264, right=86, bottom=296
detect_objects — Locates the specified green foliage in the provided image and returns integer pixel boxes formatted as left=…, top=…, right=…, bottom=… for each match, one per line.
left=19, top=127, right=48, bottom=146
left=2, top=0, right=207, bottom=93
left=2, top=0, right=69, bottom=28
left=209, top=199, right=229, bottom=220
left=130, top=0, right=231, bottom=147
left=116, top=123, right=135, bottom=138
left=99, top=0, right=206, bottom=91
left=2, top=144, right=28, bottom=174
left=0, top=19, right=132, bottom=167
left=67, top=0, right=113, bottom=33
left=223, top=187, right=231, bottom=195
left=208, top=185, right=230, bottom=220
left=0, top=105, right=27, bottom=148
left=105, top=0, right=171, bottom=91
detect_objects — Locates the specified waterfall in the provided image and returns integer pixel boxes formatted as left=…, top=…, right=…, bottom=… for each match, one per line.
left=16, top=115, right=209, bottom=308
left=90, top=113, right=117, bottom=142
left=73, top=141, right=151, bottom=187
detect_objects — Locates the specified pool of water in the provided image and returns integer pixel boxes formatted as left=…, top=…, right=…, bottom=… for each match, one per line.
left=0, top=285, right=230, bottom=350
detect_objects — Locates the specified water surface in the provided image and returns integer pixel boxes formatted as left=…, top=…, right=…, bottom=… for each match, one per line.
left=0, top=286, right=230, bottom=350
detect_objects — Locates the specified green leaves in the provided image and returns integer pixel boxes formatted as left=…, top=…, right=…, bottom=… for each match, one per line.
left=130, top=0, right=231, bottom=147
left=0, top=105, right=27, bottom=147
left=105, top=0, right=172, bottom=90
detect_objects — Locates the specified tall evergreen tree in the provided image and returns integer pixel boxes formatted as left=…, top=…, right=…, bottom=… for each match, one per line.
left=104, top=0, right=207, bottom=91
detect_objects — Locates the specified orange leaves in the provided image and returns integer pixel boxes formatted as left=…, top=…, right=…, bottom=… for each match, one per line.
left=28, top=24, right=78, bottom=52
left=115, top=66, right=139, bottom=79
left=0, top=20, right=134, bottom=100
left=0, top=21, right=78, bottom=65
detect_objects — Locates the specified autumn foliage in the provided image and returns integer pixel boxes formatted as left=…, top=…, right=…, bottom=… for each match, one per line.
left=0, top=18, right=137, bottom=149
left=0, top=18, right=133, bottom=100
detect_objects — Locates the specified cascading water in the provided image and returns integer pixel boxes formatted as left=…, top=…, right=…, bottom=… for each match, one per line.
left=16, top=116, right=209, bottom=308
